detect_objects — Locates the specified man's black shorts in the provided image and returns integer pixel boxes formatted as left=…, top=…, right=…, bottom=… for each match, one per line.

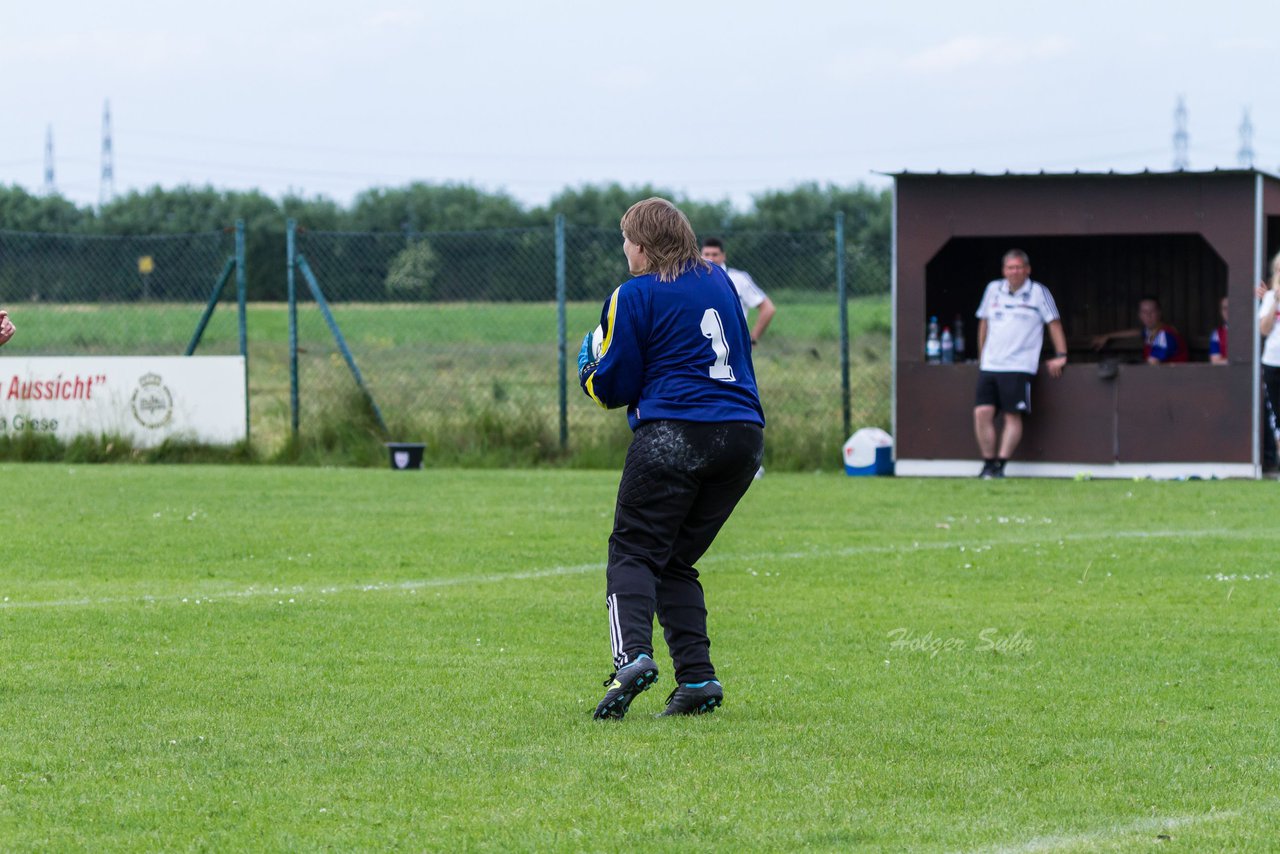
left=974, top=371, right=1033, bottom=414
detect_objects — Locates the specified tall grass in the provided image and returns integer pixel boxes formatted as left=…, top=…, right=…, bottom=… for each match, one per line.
left=0, top=431, right=255, bottom=464
left=0, top=295, right=891, bottom=469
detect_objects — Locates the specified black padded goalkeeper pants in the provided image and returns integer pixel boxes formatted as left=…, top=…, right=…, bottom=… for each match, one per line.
left=604, top=419, right=764, bottom=685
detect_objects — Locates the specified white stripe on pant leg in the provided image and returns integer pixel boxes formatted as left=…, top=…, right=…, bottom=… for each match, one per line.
left=607, top=594, right=625, bottom=666
left=607, top=594, right=618, bottom=662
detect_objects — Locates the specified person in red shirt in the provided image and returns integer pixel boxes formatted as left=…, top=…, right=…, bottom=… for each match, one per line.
left=1091, top=296, right=1187, bottom=363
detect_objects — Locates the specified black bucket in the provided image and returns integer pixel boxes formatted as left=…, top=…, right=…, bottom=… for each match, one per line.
left=386, top=442, right=426, bottom=471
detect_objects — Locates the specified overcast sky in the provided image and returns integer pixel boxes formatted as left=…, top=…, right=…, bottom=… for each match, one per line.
left=3, top=1, right=1276, bottom=211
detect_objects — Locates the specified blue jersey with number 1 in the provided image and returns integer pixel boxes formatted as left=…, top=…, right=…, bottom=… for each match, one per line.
left=581, top=262, right=765, bottom=430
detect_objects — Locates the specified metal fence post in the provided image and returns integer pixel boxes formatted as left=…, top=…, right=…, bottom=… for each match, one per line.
left=287, top=218, right=299, bottom=438
left=235, top=219, right=249, bottom=440
left=555, top=214, right=567, bottom=451
left=235, top=220, right=247, bottom=357
left=836, top=211, right=850, bottom=440
left=184, top=257, right=235, bottom=356
left=296, top=253, right=387, bottom=434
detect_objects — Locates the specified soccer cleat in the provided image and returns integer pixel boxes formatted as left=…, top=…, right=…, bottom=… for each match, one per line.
left=659, top=680, right=723, bottom=716
left=593, top=654, right=659, bottom=720
left=978, top=462, right=996, bottom=479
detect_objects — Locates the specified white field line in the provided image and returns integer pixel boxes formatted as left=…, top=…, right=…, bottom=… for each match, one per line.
left=0, top=527, right=1269, bottom=612
left=0, top=563, right=604, bottom=611
left=962, top=806, right=1244, bottom=853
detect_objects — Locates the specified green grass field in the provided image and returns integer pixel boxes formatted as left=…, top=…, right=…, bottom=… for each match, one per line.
left=3, top=293, right=890, bottom=468
left=2, top=464, right=1276, bottom=851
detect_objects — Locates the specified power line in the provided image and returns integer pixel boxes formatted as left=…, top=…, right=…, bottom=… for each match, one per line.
left=123, top=124, right=1162, bottom=165
left=1009, top=146, right=1173, bottom=172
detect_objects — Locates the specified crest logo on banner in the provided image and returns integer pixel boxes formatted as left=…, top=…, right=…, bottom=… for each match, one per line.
left=131, top=373, right=174, bottom=428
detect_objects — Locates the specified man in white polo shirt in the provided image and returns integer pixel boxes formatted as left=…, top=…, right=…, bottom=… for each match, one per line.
left=973, top=249, right=1068, bottom=478
left=700, top=237, right=777, bottom=345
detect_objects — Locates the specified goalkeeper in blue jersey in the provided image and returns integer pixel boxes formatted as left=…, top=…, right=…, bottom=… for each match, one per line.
left=578, top=197, right=765, bottom=719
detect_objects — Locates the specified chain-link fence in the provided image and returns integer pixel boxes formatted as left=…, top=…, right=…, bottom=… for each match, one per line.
left=0, top=227, right=250, bottom=453
left=0, top=228, right=238, bottom=353
left=288, top=226, right=562, bottom=463
left=289, top=218, right=891, bottom=469
left=0, top=221, right=889, bottom=467
left=0, top=229, right=234, bottom=308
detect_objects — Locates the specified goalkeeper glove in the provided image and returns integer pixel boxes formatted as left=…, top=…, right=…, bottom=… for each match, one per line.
left=577, top=330, right=597, bottom=378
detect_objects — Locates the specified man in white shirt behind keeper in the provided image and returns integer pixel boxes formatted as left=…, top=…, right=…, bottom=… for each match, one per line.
left=973, top=249, right=1068, bottom=479
left=700, top=237, right=776, bottom=345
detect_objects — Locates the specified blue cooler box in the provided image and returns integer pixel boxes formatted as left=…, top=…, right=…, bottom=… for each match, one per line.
left=843, top=428, right=894, bottom=476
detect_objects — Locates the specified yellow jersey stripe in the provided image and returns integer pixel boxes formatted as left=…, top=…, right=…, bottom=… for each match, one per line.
left=600, top=287, right=620, bottom=357
left=584, top=286, right=621, bottom=407
left=585, top=372, right=606, bottom=407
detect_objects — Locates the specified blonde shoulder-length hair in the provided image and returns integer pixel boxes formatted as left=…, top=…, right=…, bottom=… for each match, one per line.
left=620, top=197, right=711, bottom=283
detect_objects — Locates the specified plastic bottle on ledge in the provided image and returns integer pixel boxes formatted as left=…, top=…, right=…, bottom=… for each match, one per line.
left=926, top=316, right=941, bottom=364
left=941, top=327, right=954, bottom=363
left=953, top=315, right=966, bottom=362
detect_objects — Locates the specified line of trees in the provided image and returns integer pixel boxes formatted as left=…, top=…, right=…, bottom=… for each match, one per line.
left=0, top=181, right=890, bottom=301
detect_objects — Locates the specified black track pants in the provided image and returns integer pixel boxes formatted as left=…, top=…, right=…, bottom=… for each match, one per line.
left=604, top=420, right=764, bottom=684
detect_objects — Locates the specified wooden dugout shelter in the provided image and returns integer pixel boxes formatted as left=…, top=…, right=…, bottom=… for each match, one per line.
left=892, top=169, right=1280, bottom=478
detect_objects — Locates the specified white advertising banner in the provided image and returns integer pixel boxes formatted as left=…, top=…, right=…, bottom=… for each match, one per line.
left=0, top=356, right=247, bottom=447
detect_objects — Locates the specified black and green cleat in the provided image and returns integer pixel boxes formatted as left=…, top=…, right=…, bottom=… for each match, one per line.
left=593, top=655, right=659, bottom=720
left=659, top=680, right=723, bottom=716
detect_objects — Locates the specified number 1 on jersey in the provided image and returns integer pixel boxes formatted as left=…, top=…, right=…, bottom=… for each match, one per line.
left=700, top=308, right=737, bottom=382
